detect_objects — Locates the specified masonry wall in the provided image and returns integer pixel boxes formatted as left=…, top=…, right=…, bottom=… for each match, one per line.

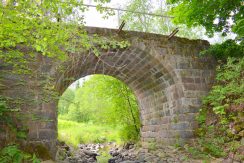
left=0, top=27, right=216, bottom=159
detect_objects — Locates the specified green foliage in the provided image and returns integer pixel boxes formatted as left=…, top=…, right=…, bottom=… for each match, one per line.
left=186, top=132, right=229, bottom=159
left=16, top=130, right=27, bottom=140
left=119, top=125, right=140, bottom=142
left=97, top=147, right=112, bottom=163
left=32, top=154, right=41, bottom=163
left=0, top=145, right=40, bottom=163
left=186, top=125, right=230, bottom=159
left=1, top=0, right=84, bottom=59
left=168, top=0, right=244, bottom=37
left=233, top=19, right=244, bottom=40
left=0, top=0, right=130, bottom=74
left=202, top=57, right=243, bottom=116
left=0, top=50, right=32, bottom=74
left=198, top=56, right=243, bottom=125
left=201, top=40, right=244, bottom=60
left=0, top=145, right=26, bottom=163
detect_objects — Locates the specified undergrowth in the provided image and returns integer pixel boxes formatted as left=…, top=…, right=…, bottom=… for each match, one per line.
left=58, top=119, right=122, bottom=147
left=187, top=56, right=244, bottom=160
left=0, top=145, right=40, bottom=163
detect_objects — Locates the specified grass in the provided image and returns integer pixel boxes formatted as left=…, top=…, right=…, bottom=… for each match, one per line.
left=97, top=145, right=112, bottom=163
left=58, top=119, right=122, bottom=148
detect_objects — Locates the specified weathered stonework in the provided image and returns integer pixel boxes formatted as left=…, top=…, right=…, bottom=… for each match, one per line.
left=0, top=27, right=216, bottom=159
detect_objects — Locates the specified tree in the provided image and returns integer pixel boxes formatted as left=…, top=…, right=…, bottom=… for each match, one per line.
left=168, top=0, right=244, bottom=37
left=58, top=88, right=75, bottom=115
left=1, top=0, right=85, bottom=59
left=121, top=0, right=206, bottom=39
left=0, top=0, right=118, bottom=73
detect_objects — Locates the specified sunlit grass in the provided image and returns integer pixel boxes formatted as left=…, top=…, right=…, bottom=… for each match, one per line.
left=58, top=119, right=122, bottom=148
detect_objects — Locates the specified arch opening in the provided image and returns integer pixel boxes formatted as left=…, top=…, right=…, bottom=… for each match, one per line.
left=57, top=74, right=141, bottom=161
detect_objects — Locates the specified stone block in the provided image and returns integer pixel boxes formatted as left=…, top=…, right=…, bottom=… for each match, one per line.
left=170, top=122, right=190, bottom=130
left=182, top=77, right=194, bottom=83
left=38, top=129, right=56, bottom=140
left=177, top=130, right=194, bottom=138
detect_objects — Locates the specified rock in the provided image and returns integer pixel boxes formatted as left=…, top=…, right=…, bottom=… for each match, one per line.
left=78, top=151, right=86, bottom=157
left=110, top=150, right=120, bottom=157
left=222, top=158, right=234, bottom=163
left=108, top=158, right=116, bottom=163
left=83, top=149, right=99, bottom=157
left=124, top=142, right=134, bottom=150
left=138, top=153, right=145, bottom=160
left=157, top=152, right=166, bottom=158
left=56, top=143, right=103, bottom=163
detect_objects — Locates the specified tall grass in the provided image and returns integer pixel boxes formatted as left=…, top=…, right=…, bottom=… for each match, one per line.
left=58, top=119, right=122, bottom=147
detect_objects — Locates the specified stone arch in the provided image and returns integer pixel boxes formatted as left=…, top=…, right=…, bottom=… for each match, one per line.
left=55, top=46, right=187, bottom=147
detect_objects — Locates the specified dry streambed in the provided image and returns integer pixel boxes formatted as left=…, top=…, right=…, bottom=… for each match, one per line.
left=55, top=142, right=243, bottom=163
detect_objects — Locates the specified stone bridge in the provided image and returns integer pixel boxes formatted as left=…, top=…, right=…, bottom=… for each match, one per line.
left=0, top=27, right=215, bottom=159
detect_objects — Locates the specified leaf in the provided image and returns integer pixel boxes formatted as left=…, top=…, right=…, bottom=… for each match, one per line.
left=35, top=45, right=42, bottom=52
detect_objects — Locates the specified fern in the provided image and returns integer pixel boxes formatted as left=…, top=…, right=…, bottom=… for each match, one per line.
left=0, top=145, right=40, bottom=163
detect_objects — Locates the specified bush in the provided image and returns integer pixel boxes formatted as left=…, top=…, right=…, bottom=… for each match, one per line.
left=119, top=125, right=140, bottom=143
left=201, top=40, right=244, bottom=60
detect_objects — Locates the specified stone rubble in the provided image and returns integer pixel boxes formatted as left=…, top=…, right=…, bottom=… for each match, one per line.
left=56, top=142, right=194, bottom=163
left=56, top=142, right=243, bottom=163
left=56, top=142, right=101, bottom=163
left=108, top=143, right=189, bottom=163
